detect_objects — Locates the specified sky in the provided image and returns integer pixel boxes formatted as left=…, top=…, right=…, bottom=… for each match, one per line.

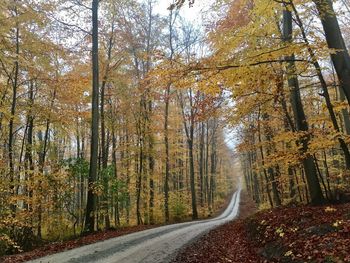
left=154, top=0, right=206, bottom=24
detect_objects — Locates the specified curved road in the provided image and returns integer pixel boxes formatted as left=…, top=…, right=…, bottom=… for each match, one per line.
left=29, top=184, right=241, bottom=263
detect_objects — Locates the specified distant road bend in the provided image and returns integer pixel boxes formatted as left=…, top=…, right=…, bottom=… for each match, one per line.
left=29, top=184, right=242, bottom=263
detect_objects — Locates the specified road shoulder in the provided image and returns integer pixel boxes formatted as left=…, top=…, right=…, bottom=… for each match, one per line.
left=171, top=191, right=259, bottom=263
left=172, top=192, right=350, bottom=263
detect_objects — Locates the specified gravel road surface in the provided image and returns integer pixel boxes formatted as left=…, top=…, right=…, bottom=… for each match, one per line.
left=29, top=184, right=241, bottom=263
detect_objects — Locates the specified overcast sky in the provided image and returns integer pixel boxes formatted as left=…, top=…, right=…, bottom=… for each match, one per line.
left=154, top=0, right=205, bottom=23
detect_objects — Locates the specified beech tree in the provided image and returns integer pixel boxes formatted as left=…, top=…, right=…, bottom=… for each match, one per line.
left=313, top=0, right=350, bottom=106
left=84, top=0, right=99, bottom=233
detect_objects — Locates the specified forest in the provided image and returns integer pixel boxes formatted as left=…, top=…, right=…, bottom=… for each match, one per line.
left=1, top=0, right=350, bottom=259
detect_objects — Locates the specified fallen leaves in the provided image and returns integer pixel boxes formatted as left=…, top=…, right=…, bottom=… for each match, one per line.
left=172, top=192, right=260, bottom=263
left=173, top=193, right=350, bottom=263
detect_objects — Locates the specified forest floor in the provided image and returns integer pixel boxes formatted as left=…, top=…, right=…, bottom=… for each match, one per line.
left=173, top=192, right=350, bottom=263
left=0, top=192, right=233, bottom=263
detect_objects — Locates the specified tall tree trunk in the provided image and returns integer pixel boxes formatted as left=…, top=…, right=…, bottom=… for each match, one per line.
left=164, top=85, right=170, bottom=223
left=290, top=0, right=350, bottom=169
left=85, top=0, right=99, bottom=233
left=188, top=132, right=198, bottom=219
left=8, top=10, right=20, bottom=215
left=257, top=114, right=275, bottom=207
left=24, top=81, right=34, bottom=212
left=125, top=131, right=131, bottom=225
left=179, top=89, right=198, bottom=220
left=136, top=137, right=143, bottom=225
left=135, top=110, right=145, bottom=225
left=148, top=101, right=155, bottom=225
left=145, top=7, right=154, bottom=221
left=100, top=20, right=116, bottom=229
left=283, top=9, right=324, bottom=205
left=313, top=0, right=350, bottom=106
left=112, top=130, right=120, bottom=226
left=199, top=122, right=205, bottom=207
left=36, top=59, right=58, bottom=239
left=209, top=132, right=217, bottom=208
left=164, top=6, right=177, bottom=222
left=263, top=113, right=281, bottom=206
left=205, top=121, right=210, bottom=207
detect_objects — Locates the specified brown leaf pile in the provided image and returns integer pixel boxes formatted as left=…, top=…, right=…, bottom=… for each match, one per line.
left=173, top=194, right=350, bottom=263
left=250, top=203, right=350, bottom=262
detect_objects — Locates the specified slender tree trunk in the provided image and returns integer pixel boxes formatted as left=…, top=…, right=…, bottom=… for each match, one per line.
left=145, top=35, right=155, bottom=224
left=136, top=112, right=144, bottom=225
left=313, top=154, right=330, bottom=200
left=125, top=132, right=131, bottom=225
left=136, top=143, right=143, bottom=225
left=257, top=113, right=274, bottom=207
left=210, top=133, right=217, bottom=208
left=85, top=0, right=99, bottom=233
left=178, top=89, right=199, bottom=220
left=322, top=151, right=333, bottom=199
left=24, top=81, right=34, bottom=212
left=283, top=8, right=324, bottom=205
left=188, top=133, right=198, bottom=219
left=262, top=112, right=281, bottom=206
left=148, top=100, right=155, bottom=225
left=164, top=85, right=170, bottom=222
left=337, top=86, right=350, bottom=135
left=100, top=21, right=116, bottom=229
left=164, top=6, right=176, bottom=223
left=112, top=130, right=120, bottom=226
left=199, top=122, right=205, bottom=207
left=205, top=121, right=210, bottom=207
left=8, top=12, right=20, bottom=215
left=36, top=71, right=57, bottom=238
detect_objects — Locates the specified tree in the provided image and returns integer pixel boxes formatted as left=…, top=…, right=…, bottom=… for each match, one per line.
left=164, top=2, right=178, bottom=223
left=313, top=0, right=350, bottom=106
left=84, top=0, right=99, bottom=233
left=282, top=7, right=324, bottom=205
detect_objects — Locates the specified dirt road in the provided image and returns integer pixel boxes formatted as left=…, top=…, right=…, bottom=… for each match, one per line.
left=29, top=185, right=241, bottom=263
